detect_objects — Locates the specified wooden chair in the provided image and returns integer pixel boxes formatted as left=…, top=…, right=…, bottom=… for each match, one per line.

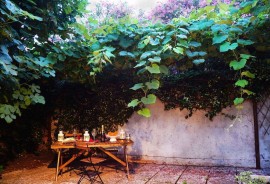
left=75, top=142, right=105, bottom=184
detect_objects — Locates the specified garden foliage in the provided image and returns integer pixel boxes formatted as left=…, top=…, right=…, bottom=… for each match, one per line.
left=81, top=0, right=270, bottom=118
left=0, top=0, right=270, bottom=124
left=0, top=0, right=269, bottom=160
left=0, top=0, right=87, bottom=123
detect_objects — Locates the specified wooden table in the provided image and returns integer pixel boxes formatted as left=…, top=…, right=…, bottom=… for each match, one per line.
left=51, top=139, right=133, bottom=181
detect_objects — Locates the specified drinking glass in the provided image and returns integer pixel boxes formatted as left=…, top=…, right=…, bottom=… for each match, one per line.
left=91, top=128, right=97, bottom=142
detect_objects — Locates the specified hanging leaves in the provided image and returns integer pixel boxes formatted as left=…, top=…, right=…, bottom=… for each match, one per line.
left=141, top=94, right=157, bottom=105
left=137, top=108, right=151, bottom=117
left=146, top=64, right=160, bottom=74
left=128, top=99, right=140, bottom=108
left=130, top=83, right=144, bottom=90
left=235, top=80, right=249, bottom=88
left=213, top=35, right=228, bottom=44
left=234, top=98, right=244, bottom=105
left=229, top=59, right=247, bottom=70
left=220, top=42, right=238, bottom=52
left=146, top=80, right=160, bottom=90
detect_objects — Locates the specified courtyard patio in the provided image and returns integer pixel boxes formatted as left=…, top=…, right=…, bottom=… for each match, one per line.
left=2, top=151, right=270, bottom=184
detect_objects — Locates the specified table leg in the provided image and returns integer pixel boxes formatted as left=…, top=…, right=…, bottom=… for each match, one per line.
left=124, top=145, right=130, bottom=179
left=59, top=149, right=85, bottom=170
left=98, top=147, right=130, bottom=179
left=98, top=147, right=126, bottom=166
left=55, top=149, right=61, bottom=181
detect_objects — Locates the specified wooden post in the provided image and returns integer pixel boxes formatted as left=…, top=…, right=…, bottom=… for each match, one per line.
left=55, top=149, right=61, bottom=181
left=253, top=100, right=261, bottom=169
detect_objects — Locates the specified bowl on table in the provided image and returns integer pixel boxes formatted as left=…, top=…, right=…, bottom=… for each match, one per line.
left=106, top=131, right=118, bottom=142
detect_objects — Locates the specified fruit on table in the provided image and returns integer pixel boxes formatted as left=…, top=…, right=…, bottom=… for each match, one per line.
left=108, top=131, right=118, bottom=136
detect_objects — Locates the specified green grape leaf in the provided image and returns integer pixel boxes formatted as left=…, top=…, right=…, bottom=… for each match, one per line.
left=146, top=79, right=160, bottom=89
left=241, top=71, right=255, bottom=79
left=146, top=64, right=160, bottom=74
left=149, top=37, right=160, bottom=45
left=107, top=33, right=119, bottom=41
left=1, top=62, right=18, bottom=75
left=91, top=42, right=101, bottom=50
left=138, top=41, right=146, bottom=49
left=220, top=42, right=238, bottom=52
left=229, top=27, right=242, bottom=33
left=0, top=45, right=12, bottom=64
left=34, top=57, right=49, bottom=67
left=32, top=94, right=45, bottom=104
left=173, top=47, right=184, bottom=54
left=143, top=36, right=150, bottom=45
left=134, top=61, right=146, bottom=68
left=229, top=59, right=247, bottom=70
left=186, top=50, right=195, bottom=58
left=162, top=37, right=172, bottom=44
left=242, top=89, right=255, bottom=95
left=235, top=79, right=249, bottom=88
left=177, top=40, right=189, bottom=48
left=193, top=59, right=205, bottom=65
left=140, top=51, right=153, bottom=60
left=137, top=108, right=151, bottom=117
left=237, top=39, right=254, bottom=45
left=119, top=51, right=135, bottom=58
left=24, top=96, right=31, bottom=106
left=128, top=99, right=140, bottom=107
left=130, top=83, right=144, bottom=90
left=119, top=37, right=134, bottom=49
left=178, top=27, right=189, bottom=34
left=58, top=54, right=66, bottom=61
left=137, top=68, right=147, bottom=75
left=240, top=54, right=253, bottom=59
left=234, top=97, right=244, bottom=105
left=198, top=51, right=207, bottom=56
left=213, top=34, right=228, bottom=44
left=211, top=24, right=228, bottom=33
left=160, top=65, right=169, bottom=74
left=104, top=50, right=115, bottom=59
left=148, top=56, right=161, bottom=63
left=188, top=41, right=201, bottom=47
left=177, top=34, right=187, bottom=39
left=4, top=115, right=13, bottom=123
left=30, top=85, right=41, bottom=93
left=141, top=94, right=156, bottom=105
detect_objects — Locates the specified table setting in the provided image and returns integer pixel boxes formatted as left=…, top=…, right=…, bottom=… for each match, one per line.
left=57, top=125, right=131, bottom=144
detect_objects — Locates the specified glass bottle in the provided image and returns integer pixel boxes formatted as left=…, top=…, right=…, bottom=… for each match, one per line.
left=58, top=131, right=64, bottom=142
left=84, top=130, right=90, bottom=141
left=126, top=134, right=131, bottom=142
left=119, top=128, right=125, bottom=139
left=101, top=125, right=106, bottom=142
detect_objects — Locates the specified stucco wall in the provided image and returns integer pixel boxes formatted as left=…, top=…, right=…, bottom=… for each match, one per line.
left=122, top=99, right=256, bottom=167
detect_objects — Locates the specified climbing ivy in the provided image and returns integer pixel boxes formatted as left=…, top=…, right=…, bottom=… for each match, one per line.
left=80, top=0, right=269, bottom=117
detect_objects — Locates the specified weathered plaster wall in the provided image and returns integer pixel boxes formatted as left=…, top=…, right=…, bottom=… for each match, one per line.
left=123, top=99, right=256, bottom=167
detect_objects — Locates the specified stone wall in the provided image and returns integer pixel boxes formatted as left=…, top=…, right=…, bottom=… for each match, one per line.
left=122, top=99, right=256, bottom=167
